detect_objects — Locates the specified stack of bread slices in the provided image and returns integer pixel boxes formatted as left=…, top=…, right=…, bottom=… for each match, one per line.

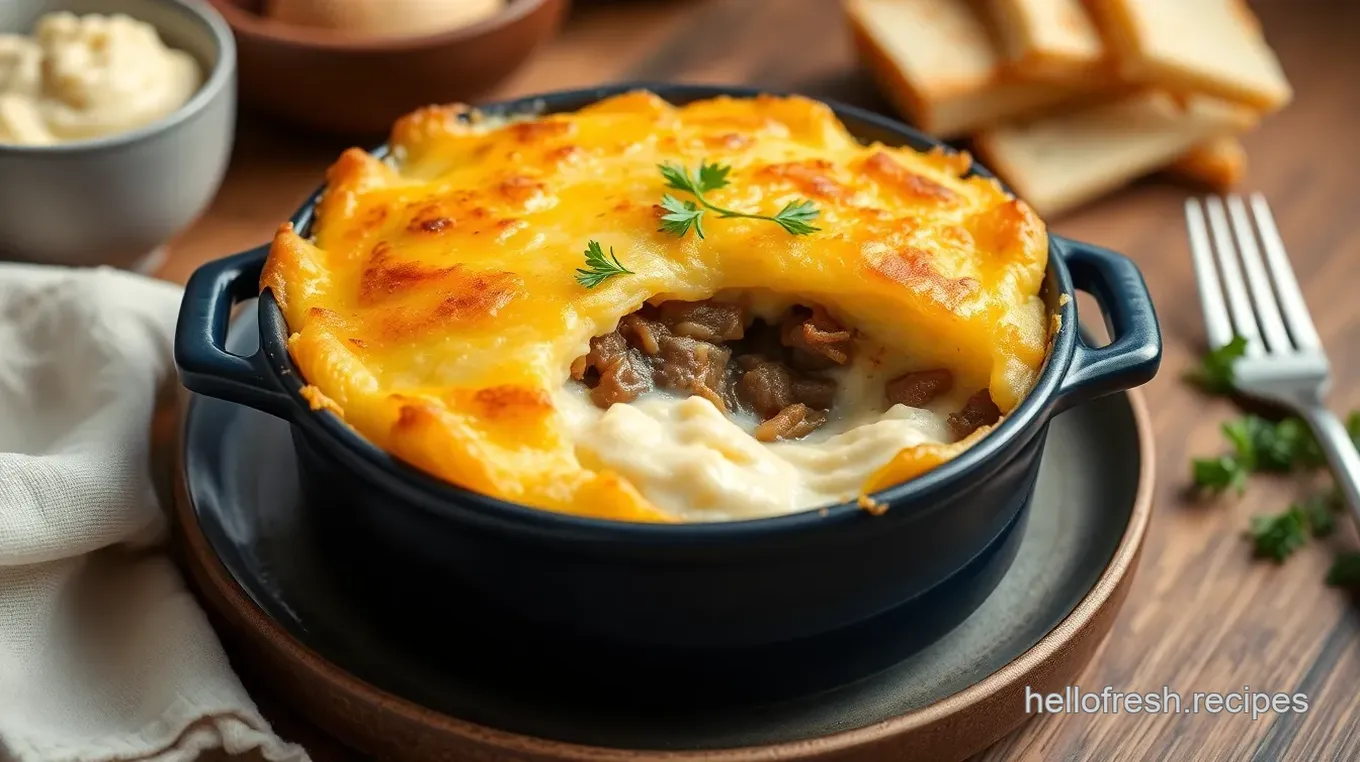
left=845, top=0, right=1292, bottom=216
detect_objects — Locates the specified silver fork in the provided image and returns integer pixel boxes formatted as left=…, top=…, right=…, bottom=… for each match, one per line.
left=1186, top=193, right=1360, bottom=527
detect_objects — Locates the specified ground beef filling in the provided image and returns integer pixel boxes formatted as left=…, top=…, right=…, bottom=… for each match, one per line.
left=946, top=389, right=1002, bottom=440
left=571, top=298, right=1000, bottom=443
left=571, top=300, right=849, bottom=441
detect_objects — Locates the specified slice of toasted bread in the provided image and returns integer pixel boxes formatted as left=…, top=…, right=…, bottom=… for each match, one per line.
left=987, top=0, right=1108, bottom=82
left=846, top=0, right=1086, bottom=138
left=973, top=91, right=1257, bottom=215
left=1166, top=136, right=1248, bottom=190
left=1084, top=0, right=1291, bottom=112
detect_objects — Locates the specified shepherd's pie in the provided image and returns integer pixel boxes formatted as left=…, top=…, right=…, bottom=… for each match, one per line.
left=261, top=91, right=1050, bottom=522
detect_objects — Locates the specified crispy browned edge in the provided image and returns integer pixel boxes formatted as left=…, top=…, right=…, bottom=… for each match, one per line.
left=171, top=388, right=1156, bottom=762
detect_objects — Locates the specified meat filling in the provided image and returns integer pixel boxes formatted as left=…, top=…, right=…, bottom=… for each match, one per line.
left=885, top=368, right=954, bottom=408
left=754, top=403, right=827, bottom=443
left=948, top=389, right=1002, bottom=440
left=781, top=305, right=854, bottom=370
left=656, top=334, right=730, bottom=409
left=572, top=298, right=1001, bottom=444
left=573, top=298, right=856, bottom=439
left=656, top=300, right=745, bottom=343
left=575, top=331, right=653, bottom=407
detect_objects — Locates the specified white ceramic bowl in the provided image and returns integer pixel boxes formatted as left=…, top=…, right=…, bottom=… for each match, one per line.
left=0, top=0, right=237, bottom=270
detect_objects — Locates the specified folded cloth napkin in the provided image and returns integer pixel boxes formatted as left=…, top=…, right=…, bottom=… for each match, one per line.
left=0, top=264, right=306, bottom=762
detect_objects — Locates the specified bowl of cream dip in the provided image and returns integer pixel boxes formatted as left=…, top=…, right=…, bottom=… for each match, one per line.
left=0, top=0, right=235, bottom=270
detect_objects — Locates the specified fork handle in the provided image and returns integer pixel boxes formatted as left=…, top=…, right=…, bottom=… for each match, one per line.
left=1302, top=407, right=1360, bottom=527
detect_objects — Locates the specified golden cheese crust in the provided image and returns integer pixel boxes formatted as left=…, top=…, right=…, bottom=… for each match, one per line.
left=261, top=91, right=1049, bottom=522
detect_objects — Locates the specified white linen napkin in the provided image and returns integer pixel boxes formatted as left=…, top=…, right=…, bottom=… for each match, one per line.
left=0, top=264, right=307, bottom=762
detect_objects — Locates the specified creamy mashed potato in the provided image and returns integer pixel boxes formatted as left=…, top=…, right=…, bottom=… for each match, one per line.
left=555, top=353, right=958, bottom=521
left=0, top=12, right=202, bottom=146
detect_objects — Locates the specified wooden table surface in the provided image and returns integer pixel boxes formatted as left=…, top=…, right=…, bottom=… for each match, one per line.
left=164, top=1, right=1360, bottom=760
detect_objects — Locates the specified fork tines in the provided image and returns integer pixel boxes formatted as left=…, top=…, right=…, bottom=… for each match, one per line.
left=1185, top=193, right=1322, bottom=357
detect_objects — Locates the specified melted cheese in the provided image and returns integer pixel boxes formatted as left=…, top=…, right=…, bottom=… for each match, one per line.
left=261, top=91, right=1050, bottom=522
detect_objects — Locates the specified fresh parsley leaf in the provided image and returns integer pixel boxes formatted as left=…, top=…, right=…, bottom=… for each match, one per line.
left=1185, top=335, right=1248, bottom=394
left=1272, top=417, right=1324, bottom=469
left=696, top=161, right=731, bottom=193
left=1246, top=490, right=1338, bottom=561
left=1326, top=552, right=1360, bottom=588
left=657, top=161, right=820, bottom=238
left=771, top=199, right=822, bottom=235
left=1348, top=411, right=1360, bottom=448
left=1191, top=416, right=1268, bottom=494
left=1249, top=507, right=1309, bottom=562
left=1193, top=455, right=1249, bottom=494
left=658, top=194, right=706, bottom=239
left=660, top=160, right=730, bottom=196
left=1203, top=415, right=1324, bottom=485
left=1300, top=492, right=1338, bottom=538
left=1222, top=416, right=1261, bottom=467
left=574, top=240, right=633, bottom=288
left=1236, top=415, right=1294, bottom=472
left=659, top=162, right=697, bottom=194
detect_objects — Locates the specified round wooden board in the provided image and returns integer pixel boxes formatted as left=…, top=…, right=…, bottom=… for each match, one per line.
left=171, top=389, right=1153, bottom=762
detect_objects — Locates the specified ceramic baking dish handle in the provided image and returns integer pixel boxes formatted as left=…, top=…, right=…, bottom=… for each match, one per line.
left=175, top=245, right=293, bottom=420
left=1053, top=236, right=1163, bottom=413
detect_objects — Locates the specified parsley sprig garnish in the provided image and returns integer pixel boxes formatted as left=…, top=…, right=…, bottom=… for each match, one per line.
left=573, top=162, right=820, bottom=287
left=575, top=240, right=633, bottom=288
left=657, top=161, right=821, bottom=238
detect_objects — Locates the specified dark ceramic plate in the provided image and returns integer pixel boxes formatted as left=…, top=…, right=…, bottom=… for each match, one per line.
left=178, top=305, right=1152, bottom=754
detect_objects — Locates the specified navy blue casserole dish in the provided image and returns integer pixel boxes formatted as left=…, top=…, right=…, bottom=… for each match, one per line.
left=175, top=84, right=1161, bottom=687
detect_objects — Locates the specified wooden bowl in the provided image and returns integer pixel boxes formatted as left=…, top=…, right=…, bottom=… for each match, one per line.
left=207, top=0, right=568, bottom=134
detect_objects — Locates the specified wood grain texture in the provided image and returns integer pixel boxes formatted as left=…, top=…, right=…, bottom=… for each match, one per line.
left=161, top=0, right=1360, bottom=759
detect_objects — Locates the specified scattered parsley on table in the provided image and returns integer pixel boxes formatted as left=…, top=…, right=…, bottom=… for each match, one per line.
left=1326, top=552, right=1360, bottom=587
left=1191, top=415, right=1327, bottom=494
left=1184, top=335, right=1248, bottom=395
left=1249, top=507, right=1310, bottom=562
left=1186, top=336, right=1359, bottom=584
